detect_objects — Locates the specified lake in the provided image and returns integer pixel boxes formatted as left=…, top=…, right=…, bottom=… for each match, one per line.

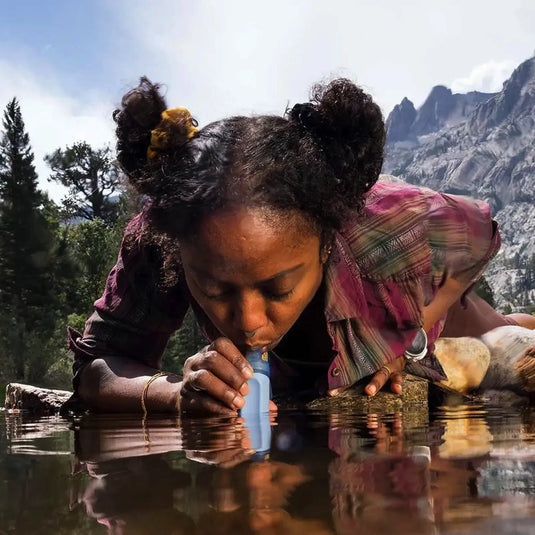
left=2, top=401, right=535, bottom=534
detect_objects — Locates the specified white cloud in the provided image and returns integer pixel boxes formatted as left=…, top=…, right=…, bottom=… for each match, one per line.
left=0, top=59, right=114, bottom=201
left=111, top=0, right=535, bottom=116
left=450, top=61, right=517, bottom=94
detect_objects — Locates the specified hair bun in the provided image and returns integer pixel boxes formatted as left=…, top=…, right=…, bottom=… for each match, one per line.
left=288, top=102, right=322, bottom=133
left=298, top=78, right=385, bottom=200
left=113, top=77, right=167, bottom=177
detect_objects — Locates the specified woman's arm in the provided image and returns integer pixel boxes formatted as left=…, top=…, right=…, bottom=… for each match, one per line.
left=76, top=339, right=256, bottom=415
left=77, top=356, right=182, bottom=413
left=364, top=277, right=468, bottom=396
left=421, top=277, right=469, bottom=333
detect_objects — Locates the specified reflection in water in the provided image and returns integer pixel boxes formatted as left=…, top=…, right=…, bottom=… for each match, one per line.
left=77, top=455, right=194, bottom=534
left=437, top=405, right=493, bottom=459
left=2, top=406, right=535, bottom=534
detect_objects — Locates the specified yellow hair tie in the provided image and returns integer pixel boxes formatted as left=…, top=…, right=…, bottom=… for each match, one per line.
left=147, top=107, right=198, bottom=160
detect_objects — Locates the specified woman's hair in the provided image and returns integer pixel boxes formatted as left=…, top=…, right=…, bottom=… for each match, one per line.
left=113, top=77, right=385, bottom=247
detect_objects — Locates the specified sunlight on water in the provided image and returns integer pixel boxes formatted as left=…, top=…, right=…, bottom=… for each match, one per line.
left=2, top=404, right=535, bottom=534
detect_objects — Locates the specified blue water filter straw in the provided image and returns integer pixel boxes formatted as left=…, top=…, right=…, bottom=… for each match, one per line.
left=240, top=349, right=271, bottom=459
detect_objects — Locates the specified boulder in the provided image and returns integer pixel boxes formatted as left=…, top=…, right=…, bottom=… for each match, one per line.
left=434, top=337, right=491, bottom=394
left=480, top=325, right=535, bottom=393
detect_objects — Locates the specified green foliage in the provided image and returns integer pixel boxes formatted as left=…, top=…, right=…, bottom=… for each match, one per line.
left=45, top=142, right=122, bottom=224
left=501, top=303, right=513, bottom=315
left=0, top=99, right=59, bottom=382
left=63, top=218, right=123, bottom=314
left=0, top=98, right=206, bottom=393
left=162, top=309, right=207, bottom=375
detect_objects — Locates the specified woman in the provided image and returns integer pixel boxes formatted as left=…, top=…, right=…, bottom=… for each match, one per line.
left=69, top=77, right=535, bottom=414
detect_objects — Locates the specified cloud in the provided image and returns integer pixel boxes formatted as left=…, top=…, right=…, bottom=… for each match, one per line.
left=108, top=1, right=399, bottom=121
left=110, top=0, right=535, bottom=118
left=450, top=61, right=517, bottom=94
left=0, top=58, right=114, bottom=201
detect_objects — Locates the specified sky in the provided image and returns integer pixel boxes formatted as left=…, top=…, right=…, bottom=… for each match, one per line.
left=1, top=0, right=534, bottom=201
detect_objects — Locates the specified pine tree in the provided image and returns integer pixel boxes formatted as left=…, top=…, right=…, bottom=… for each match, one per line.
left=45, top=142, right=122, bottom=224
left=0, top=98, right=56, bottom=381
left=473, top=275, right=495, bottom=308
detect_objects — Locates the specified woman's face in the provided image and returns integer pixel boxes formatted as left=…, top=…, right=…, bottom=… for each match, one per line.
left=179, top=207, right=326, bottom=353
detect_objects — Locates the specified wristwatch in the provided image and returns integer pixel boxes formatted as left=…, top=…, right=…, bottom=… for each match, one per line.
left=404, top=328, right=428, bottom=361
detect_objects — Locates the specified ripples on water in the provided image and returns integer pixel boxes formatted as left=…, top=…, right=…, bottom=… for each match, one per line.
left=1, top=402, right=535, bottom=534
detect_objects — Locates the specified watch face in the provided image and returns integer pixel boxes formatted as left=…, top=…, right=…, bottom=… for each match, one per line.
left=410, top=329, right=427, bottom=354
left=405, top=329, right=428, bottom=360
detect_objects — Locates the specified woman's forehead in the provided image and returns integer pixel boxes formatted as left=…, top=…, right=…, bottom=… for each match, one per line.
left=180, top=207, right=320, bottom=282
left=194, top=207, right=316, bottom=247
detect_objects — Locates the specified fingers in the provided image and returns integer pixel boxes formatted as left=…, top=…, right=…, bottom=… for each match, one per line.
left=210, top=338, right=255, bottom=380
left=186, top=369, right=246, bottom=410
left=364, top=356, right=405, bottom=396
left=364, top=366, right=391, bottom=396
left=180, top=338, right=256, bottom=414
left=185, top=340, right=253, bottom=387
left=179, top=382, right=237, bottom=416
left=390, top=371, right=403, bottom=395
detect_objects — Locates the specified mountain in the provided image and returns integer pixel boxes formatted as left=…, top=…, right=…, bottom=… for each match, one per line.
left=386, top=86, right=496, bottom=143
left=383, top=56, right=535, bottom=312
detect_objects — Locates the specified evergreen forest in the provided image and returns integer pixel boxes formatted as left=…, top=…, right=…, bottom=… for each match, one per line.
left=0, top=99, right=204, bottom=398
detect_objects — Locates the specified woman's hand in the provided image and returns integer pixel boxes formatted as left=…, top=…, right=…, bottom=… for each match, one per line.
left=178, top=337, right=255, bottom=415
left=364, top=355, right=406, bottom=396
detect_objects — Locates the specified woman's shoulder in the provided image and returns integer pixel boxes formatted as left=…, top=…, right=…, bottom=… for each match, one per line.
left=339, top=180, right=433, bottom=280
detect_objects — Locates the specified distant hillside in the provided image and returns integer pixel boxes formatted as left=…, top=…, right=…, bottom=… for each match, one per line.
left=383, top=56, right=535, bottom=311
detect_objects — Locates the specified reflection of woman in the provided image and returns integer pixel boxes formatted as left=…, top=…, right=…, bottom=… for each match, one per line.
left=77, top=455, right=194, bottom=535
left=68, top=77, right=535, bottom=414
left=73, top=415, right=334, bottom=535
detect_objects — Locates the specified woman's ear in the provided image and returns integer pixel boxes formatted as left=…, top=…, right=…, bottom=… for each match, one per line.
left=320, top=243, right=333, bottom=265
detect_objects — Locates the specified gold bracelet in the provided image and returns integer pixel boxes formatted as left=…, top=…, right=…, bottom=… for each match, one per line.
left=141, top=371, right=168, bottom=417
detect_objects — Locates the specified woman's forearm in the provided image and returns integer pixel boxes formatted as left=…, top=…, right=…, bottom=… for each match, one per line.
left=77, top=356, right=182, bottom=413
left=422, top=277, right=469, bottom=333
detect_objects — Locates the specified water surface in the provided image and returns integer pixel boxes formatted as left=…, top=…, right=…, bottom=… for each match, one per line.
left=2, top=402, right=535, bottom=534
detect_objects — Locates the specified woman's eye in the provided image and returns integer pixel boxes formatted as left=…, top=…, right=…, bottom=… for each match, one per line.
left=203, top=290, right=232, bottom=300
left=199, top=284, right=234, bottom=300
left=263, top=288, right=295, bottom=301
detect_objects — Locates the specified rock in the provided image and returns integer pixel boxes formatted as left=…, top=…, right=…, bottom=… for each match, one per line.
left=4, top=383, right=72, bottom=415
left=434, top=337, right=491, bottom=394
left=479, top=325, right=535, bottom=392
left=385, top=97, right=417, bottom=143
left=430, top=326, right=535, bottom=397
left=385, top=86, right=496, bottom=144
left=304, top=374, right=428, bottom=413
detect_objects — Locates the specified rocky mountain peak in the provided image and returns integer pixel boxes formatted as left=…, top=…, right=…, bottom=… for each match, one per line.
left=470, top=56, right=535, bottom=131
left=385, top=84, right=496, bottom=144
left=385, top=97, right=417, bottom=143
left=411, top=85, right=454, bottom=136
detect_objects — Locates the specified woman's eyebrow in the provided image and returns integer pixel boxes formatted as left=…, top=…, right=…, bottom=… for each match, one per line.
left=258, top=264, right=304, bottom=284
left=191, top=263, right=304, bottom=284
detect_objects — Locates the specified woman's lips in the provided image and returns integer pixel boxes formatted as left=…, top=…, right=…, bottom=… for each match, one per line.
left=240, top=338, right=281, bottom=353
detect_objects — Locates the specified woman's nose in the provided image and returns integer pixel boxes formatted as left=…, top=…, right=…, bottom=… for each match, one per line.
left=232, top=292, right=267, bottom=334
